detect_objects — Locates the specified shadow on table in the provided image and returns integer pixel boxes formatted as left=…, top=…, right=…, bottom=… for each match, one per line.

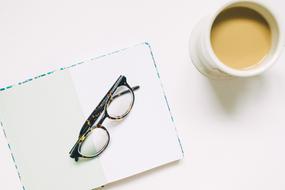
left=99, top=160, right=180, bottom=190
left=205, top=75, right=268, bottom=114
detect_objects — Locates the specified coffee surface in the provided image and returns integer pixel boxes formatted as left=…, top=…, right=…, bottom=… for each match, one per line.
left=211, top=7, right=271, bottom=70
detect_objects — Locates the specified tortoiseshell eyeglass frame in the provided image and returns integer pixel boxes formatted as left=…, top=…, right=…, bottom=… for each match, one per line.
left=69, top=75, right=140, bottom=161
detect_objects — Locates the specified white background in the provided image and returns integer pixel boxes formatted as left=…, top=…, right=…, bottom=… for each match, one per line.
left=0, top=0, right=285, bottom=190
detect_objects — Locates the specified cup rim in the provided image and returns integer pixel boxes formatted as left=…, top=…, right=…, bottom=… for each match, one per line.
left=205, top=0, right=284, bottom=77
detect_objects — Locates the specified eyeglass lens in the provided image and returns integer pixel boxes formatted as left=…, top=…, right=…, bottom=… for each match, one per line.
left=106, top=85, right=134, bottom=119
left=79, top=127, right=109, bottom=157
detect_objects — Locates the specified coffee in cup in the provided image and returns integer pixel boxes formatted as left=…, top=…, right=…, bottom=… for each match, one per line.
left=211, top=7, right=271, bottom=70
left=189, top=1, right=283, bottom=78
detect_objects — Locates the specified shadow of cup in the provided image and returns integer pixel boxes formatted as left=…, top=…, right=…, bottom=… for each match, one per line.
left=205, top=75, right=268, bottom=114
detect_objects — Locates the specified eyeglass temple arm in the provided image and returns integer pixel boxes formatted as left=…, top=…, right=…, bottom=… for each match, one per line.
left=79, top=85, right=139, bottom=132
left=78, top=77, right=125, bottom=136
left=85, top=86, right=140, bottom=130
left=87, top=85, right=140, bottom=131
left=85, top=79, right=138, bottom=126
left=130, top=85, right=140, bottom=92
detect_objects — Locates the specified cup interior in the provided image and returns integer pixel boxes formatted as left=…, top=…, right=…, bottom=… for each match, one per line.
left=208, top=1, right=282, bottom=77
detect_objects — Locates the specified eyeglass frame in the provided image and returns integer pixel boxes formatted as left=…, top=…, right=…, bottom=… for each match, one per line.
left=69, top=75, right=139, bottom=161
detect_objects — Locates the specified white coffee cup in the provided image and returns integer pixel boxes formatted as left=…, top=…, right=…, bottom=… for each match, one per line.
left=189, top=0, right=284, bottom=78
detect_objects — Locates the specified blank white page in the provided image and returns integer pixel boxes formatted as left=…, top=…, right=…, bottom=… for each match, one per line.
left=69, top=43, right=183, bottom=183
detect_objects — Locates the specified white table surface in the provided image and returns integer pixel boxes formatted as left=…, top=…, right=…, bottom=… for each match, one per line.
left=1, top=0, right=285, bottom=189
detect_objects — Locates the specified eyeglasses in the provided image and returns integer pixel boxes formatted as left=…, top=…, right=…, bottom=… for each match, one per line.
left=69, top=75, right=140, bottom=161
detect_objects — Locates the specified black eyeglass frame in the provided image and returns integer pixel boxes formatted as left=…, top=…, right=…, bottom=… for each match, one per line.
left=69, top=75, right=139, bottom=161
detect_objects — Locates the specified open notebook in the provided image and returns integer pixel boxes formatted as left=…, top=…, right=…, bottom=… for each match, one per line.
left=0, top=43, right=183, bottom=190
